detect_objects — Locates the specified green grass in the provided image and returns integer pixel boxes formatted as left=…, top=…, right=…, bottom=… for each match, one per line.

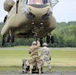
left=51, top=50, right=76, bottom=67
left=0, top=50, right=29, bottom=66
left=0, top=66, right=21, bottom=71
left=0, top=47, right=76, bottom=67
left=0, top=47, right=76, bottom=72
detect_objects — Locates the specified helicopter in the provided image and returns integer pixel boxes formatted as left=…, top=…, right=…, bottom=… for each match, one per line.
left=1, top=0, right=59, bottom=46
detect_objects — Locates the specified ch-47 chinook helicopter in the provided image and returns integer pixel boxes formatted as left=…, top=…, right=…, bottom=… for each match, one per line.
left=1, top=0, right=59, bottom=46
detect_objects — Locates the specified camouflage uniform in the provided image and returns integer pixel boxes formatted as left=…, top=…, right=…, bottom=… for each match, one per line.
left=40, top=43, right=51, bottom=70
left=29, top=41, right=41, bottom=73
left=22, top=59, right=30, bottom=73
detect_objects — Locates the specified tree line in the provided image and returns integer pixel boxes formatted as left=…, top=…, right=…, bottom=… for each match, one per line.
left=0, top=21, right=76, bottom=47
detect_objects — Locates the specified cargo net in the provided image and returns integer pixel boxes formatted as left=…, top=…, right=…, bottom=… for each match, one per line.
left=51, top=0, right=59, bottom=7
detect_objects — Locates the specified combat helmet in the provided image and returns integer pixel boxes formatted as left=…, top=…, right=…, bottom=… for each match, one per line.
left=43, top=42, right=48, bottom=46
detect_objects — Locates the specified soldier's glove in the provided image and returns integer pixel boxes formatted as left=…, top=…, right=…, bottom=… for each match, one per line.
left=49, top=57, right=51, bottom=60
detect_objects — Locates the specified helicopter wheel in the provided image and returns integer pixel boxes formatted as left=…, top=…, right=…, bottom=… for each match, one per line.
left=6, top=34, right=10, bottom=42
left=2, top=35, right=5, bottom=46
left=46, top=35, right=50, bottom=44
left=46, top=35, right=54, bottom=44
left=51, top=35, right=54, bottom=44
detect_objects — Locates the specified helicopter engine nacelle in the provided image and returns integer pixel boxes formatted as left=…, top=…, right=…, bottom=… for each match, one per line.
left=4, top=0, right=15, bottom=12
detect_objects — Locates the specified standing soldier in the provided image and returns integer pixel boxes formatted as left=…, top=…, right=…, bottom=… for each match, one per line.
left=29, top=41, right=41, bottom=74
left=40, top=43, right=51, bottom=71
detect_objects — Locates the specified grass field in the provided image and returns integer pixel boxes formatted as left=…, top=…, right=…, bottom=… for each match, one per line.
left=0, top=47, right=76, bottom=73
left=0, top=47, right=76, bottom=67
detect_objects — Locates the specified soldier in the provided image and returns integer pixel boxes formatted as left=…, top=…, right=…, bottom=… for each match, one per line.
left=29, top=41, right=41, bottom=74
left=22, top=59, right=30, bottom=74
left=40, top=43, right=51, bottom=71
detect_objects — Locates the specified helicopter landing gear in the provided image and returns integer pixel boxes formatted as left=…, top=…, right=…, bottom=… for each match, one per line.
left=6, top=34, right=15, bottom=43
left=51, top=35, right=54, bottom=44
left=46, top=35, right=54, bottom=44
left=2, top=35, right=5, bottom=46
left=6, top=34, right=10, bottom=42
left=10, top=34, right=14, bottom=43
left=40, top=38, right=43, bottom=47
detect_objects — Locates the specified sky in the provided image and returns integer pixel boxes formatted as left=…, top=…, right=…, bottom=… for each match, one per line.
left=0, top=0, right=76, bottom=22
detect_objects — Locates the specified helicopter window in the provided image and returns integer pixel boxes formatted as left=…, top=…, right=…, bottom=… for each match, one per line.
left=26, top=0, right=50, bottom=4
left=42, top=0, right=49, bottom=4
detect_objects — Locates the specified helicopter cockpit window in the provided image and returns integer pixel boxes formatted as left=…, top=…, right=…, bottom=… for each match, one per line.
left=26, top=0, right=50, bottom=4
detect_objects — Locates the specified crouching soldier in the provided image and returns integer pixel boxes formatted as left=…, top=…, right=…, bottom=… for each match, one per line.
left=22, top=59, right=30, bottom=74
left=22, top=59, right=43, bottom=74
left=40, top=43, right=51, bottom=71
left=29, top=41, right=41, bottom=74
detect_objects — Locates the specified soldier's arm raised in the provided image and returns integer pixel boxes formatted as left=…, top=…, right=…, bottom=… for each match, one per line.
left=36, top=41, right=40, bottom=48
